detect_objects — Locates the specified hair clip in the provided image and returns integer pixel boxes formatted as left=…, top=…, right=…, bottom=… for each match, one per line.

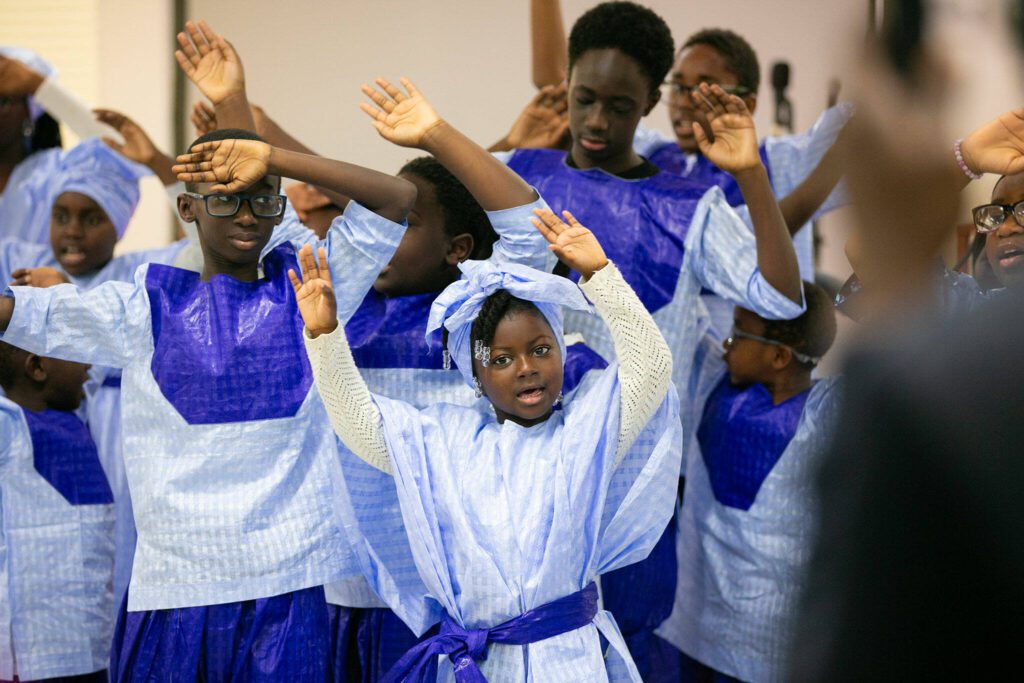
left=481, top=346, right=490, bottom=367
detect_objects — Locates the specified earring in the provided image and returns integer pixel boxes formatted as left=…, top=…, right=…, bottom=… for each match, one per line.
left=473, top=377, right=484, bottom=399
left=554, top=391, right=564, bottom=406
left=21, top=118, right=34, bottom=151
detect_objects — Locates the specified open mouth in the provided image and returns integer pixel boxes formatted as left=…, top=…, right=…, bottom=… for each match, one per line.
left=998, top=244, right=1024, bottom=270
left=516, top=386, right=547, bottom=406
left=60, top=245, right=86, bottom=267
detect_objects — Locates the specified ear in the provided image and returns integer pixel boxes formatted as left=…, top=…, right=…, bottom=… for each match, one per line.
left=743, top=93, right=758, bottom=115
left=177, top=194, right=198, bottom=224
left=446, top=233, right=475, bottom=265
left=643, top=88, right=662, bottom=116
left=25, top=354, right=45, bottom=383
left=770, top=345, right=793, bottom=371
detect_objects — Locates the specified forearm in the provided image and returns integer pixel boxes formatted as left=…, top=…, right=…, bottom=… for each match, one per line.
left=778, top=124, right=851, bottom=231
left=267, top=148, right=415, bottom=224
left=423, top=122, right=536, bottom=210
left=579, top=262, right=672, bottom=464
left=735, top=164, right=802, bottom=303
left=304, top=326, right=393, bottom=475
left=0, top=296, right=12, bottom=332
left=488, top=135, right=514, bottom=153
left=530, top=0, right=568, bottom=88
left=213, top=91, right=257, bottom=132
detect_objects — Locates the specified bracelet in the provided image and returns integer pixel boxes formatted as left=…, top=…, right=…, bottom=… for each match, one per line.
left=954, top=139, right=983, bottom=180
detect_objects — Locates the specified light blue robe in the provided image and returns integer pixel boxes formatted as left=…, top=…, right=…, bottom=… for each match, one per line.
left=0, top=201, right=403, bottom=612
left=0, top=148, right=62, bottom=244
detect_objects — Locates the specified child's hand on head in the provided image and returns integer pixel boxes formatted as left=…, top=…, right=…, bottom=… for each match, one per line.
left=175, top=20, right=246, bottom=105
left=10, top=267, right=68, bottom=288
left=506, top=84, right=570, bottom=150
left=359, top=77, right=446, bottom=150
left=531, top=208, right=608, bottom=280
left=691, top=84, right=759, bottom=174
left=173, top=139, right=271, bottom=194
left=288, top=244, right=338, bottom=338
left=961, top=108, right=1024, bottom=177
left=94, top=109, right=160, bottom=166
left=0, top=56, right=44, bottom=97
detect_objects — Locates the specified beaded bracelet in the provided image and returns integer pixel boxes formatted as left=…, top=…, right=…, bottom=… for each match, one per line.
left=954, top=138, right=983, bottom=181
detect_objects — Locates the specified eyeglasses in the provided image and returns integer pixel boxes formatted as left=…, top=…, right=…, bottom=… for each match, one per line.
left=662, top=81, right=752, bottom=99
left=725, top=325, right=819, bottom=366
left=972, top=200, right=1024, bottom=233
left=183, top=191, right=287, bottom=218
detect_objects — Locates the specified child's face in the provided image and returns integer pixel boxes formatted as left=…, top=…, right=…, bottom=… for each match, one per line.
left=374, top=173, right=468, bottom=297
left=985, top=173, right=1024, bottom=288
left=49, top=191, right=118, bottom=276
left=722, top=307, right=777, bottom=387
left=474, top=309, right=563, bottom=427
left=666, top=44, right=755, bottom=154
left=568, top=48, right=659, bottom=170
left=180, top=176, right=283, bottom=269
left=38, top=356, right=90, bottom=411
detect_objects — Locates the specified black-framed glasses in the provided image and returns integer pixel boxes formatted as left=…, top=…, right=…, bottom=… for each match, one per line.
left=972, top=200, right=1024, bottom=233
left=662, top=81, right=752, bottom=99
left=183, top=191, right=287, bottom=218
left=725, top=325, right=819, bottom=366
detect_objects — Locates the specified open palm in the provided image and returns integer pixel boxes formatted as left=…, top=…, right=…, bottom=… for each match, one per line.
left=359, top=77, right=444, bottom=148
left=507, top=84, right=570, bottom=149
left=692, top=84, right=759, bottom=174
left=962, top=108, right=1024, bottom=177
left=531, top=208, right=608, bottom=279
left=288, top=244, right=338, bottom=336
left=174, top=20, right=245, bottom=105
left=173, top=139, right=270, bottom=193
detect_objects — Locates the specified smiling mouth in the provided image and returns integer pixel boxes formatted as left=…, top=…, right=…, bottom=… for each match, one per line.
left=516, top=386, right=547, bottom=406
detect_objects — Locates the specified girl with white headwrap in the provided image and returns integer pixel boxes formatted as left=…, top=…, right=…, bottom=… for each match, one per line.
left=294, top=207, right=681, bottom=682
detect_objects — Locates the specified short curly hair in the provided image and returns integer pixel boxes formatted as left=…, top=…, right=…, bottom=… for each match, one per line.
left=568, top=1, right=675, bottom=95
left=399, top=156, right=497, bottom=260
left=185, top=128, right=271, bottom=191
left=762, top=281, right=837, bottom=368
left=681, top=28, right=761, bottom=95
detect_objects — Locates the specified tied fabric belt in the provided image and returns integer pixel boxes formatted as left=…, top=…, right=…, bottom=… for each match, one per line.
left=382, top=582, right=598, bottom=682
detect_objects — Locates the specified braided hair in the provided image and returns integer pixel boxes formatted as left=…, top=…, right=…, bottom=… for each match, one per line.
left=441, top=290, right=544, bottom=372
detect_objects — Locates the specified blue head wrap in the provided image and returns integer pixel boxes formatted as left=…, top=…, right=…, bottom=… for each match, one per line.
left=426, top=260, right=593, bottom=389
left=0, top=45, right=56, bottom=122
left=23, top=138, right=151, bottom=239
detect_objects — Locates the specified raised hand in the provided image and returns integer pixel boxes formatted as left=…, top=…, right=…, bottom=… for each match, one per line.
left=691, top=83, right=759, bottom=174
left=10, top=267, right=68, bottom=288
left=174, top=20, right=246, bottom=105
left=359, top=77, right=446, bottom=149
left=94, top=109, right=160, bottom=165
left=506, top=84, right=570, bottom=149
left=173, top=139, right=271, bottom=193
left=961, top=109, right=1024, bottom=177
left=191, top=101, right=218, bottom=136
left=0, top=56, right=44, bottom=98
left=287, top=244, right=338, bottom=337
left=531, top=208, right=608, bottom=279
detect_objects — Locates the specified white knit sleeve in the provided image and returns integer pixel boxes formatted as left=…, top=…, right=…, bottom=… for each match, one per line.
left=304, top=325, right=393, bottom=475
left=578, top=262, right=673, bottom=465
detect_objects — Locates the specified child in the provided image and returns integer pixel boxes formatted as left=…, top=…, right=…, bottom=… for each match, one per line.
left=0, top=47, right=124, bottom=244
left=657, top=283, right=839, bottom=683
left=0, top=342, right=114, bottom=682
left=293, top=202, right=681, bottom=680
left=0, top=109, right=416, bottom=678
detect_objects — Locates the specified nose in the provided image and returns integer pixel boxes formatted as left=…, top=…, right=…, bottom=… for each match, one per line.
left=584, top=104, right=608, bottom=132
left=234, top=200, right=257, bottom=226
left=63, top=217, right=84, bottom=238
left=515, top=355, right=539, bottom=378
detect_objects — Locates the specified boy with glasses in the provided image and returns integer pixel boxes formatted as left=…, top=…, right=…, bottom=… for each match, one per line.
left=656, top=282, right=840, bottom=683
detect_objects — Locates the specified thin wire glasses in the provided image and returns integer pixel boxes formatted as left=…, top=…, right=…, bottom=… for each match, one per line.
left=725, top=326, right=819, bottom=366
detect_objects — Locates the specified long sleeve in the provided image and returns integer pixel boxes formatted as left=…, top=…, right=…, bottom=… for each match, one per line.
left=687, top=187, right=805, bottom=321
left=305, top=326, right=393, bottom=475
left=485, top=192, right=558, bottom=272
left=265, top=200, right=406, bottom=324
left=32, top=78, right=123, bottom=144
left=578, top=262, right=672, bottom=464
left=1, top=273, right=150, bottom=368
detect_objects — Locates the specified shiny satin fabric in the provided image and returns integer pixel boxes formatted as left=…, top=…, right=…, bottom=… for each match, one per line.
left=327, top=605, right=435, bottom=683
left=0, top=398, right=115, bottom=681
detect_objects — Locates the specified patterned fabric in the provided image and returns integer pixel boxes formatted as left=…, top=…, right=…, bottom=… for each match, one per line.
left=0, top=398, right=115, bottom=681
left=1, top=200, right=402, bottom=612
left=658, top=372, right=842, bottom=683
left=0, top=149, right=62, bottom=244
left=648, top=143, right=773, bottom=206
left=111, top=586, right=329, bottom=682
left=697, top=377, right=811, bottom=510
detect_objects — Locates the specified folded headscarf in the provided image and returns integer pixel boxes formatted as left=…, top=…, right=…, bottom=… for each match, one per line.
left=426, top=260, right=593, bottom=389
left=0, top=45, right=56, bottom=122
left=22, top=138, right=151, bottom=239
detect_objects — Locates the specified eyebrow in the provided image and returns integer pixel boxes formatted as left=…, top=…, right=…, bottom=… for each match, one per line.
left=489, top=334, right=555, bottom=353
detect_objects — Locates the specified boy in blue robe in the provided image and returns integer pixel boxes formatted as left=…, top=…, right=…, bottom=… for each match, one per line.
left=0, top=50, right=418, bottom=676
left=0, top=342, right=114, bottom=682
left=657, top=283, right=838, bottom=683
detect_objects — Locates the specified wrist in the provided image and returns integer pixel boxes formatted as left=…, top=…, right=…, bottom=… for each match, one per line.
left=580, top=258, right=609, bottom=281
left=419, top=119, right=452, bottom=153
left=215, top=88, right=249, bottom=111
left=954, top=138, right=983, bottom=181
left=732, top=162, right=770, bottom=186
left=24, top=71, right=44, bottom=95
left=307, top=320, right=338, bottom=339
